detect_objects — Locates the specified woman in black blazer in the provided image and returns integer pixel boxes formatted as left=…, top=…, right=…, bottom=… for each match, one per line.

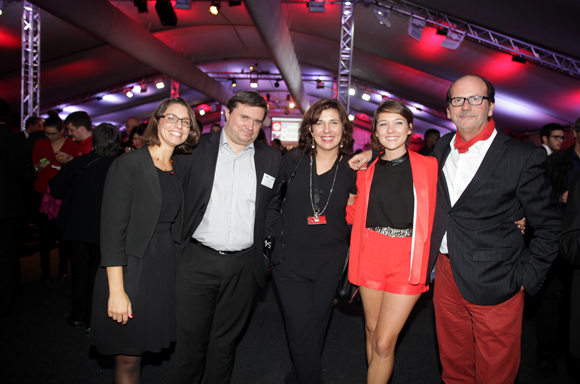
left=90, top=98, right=200, bottom=384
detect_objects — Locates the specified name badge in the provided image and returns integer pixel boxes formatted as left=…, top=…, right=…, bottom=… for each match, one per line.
left=261, top=173, right=275, bottom=189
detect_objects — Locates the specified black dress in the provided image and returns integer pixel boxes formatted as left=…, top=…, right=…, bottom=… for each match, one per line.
left=90, top=168, right=182, bottom=355
left=271, top=147, right=356, bottom=384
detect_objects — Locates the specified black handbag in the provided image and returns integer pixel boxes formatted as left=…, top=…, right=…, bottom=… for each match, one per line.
left=337, top=248, right=362, bottom=304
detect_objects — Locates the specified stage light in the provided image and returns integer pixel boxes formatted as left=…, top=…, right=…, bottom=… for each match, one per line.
left=229, top=1, right=242, bottom=6
left=286, top=94, right=291, bottom=101
left=140, top=84, right=148, bottom=93
left=156, top=81, right=165, bottom=89
left=199, top=109, right=206, bottom=116
left=134, top=0, right=147, bottom=13
left=126, top=89, right=134, bottom=98
left=266, top=93, right=271, bottom=101
left=512, top=55, right=527, bottom=64
left=289, top=102, right=295, bottom=109
left=102, top=94, right=116, bottom=102
left=349, top=88, right=356, bottom=96
left=134, top=85, right=142, bottom=93
left=174, top=0, right=191, bottom=10
left=209, top=1, right=220, bottom=15
left=441, top=29, right=465, bottom=50
left=408, top=17, right=425, bottom=41
left=232, top=79, right=237, bottom=87
left=274, top=80, right=280, bottom=88
left=308, top=0, right=325, bottom=13
left=362, top=93, right=371, bottom=101
left=373, top=8, right=391, bottom=28
left=250, top=79, right=258, bottom=88
left=348, top=115, right=355, bottom=121
left=316, top=80, right=324, bottom=89
left=155, top=0, right=177, bottom=26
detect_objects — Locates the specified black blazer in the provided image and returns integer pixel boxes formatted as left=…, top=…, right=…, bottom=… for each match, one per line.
left=0, top=125, right=33, bottom=220
left=175, top=131, right=283, bottom=287
left=49, top=152, right=116, bottom=245
left=99, top=146, right=184, bottom=267
left=428, top=128, right=561, bottom=305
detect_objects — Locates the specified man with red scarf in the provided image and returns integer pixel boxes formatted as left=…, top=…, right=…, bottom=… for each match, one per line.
left=427, top=75, right=561, bottom=383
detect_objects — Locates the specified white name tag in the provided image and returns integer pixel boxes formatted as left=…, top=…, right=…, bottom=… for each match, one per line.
left=261, top=173, right=275, bottom=189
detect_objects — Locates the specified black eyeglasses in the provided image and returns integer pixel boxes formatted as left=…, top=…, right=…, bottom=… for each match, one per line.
left=550, top=135, right=566, bottom=141
left=161, top=114, right=192, bottom=128
left=449, top=95, right=490, bottom=107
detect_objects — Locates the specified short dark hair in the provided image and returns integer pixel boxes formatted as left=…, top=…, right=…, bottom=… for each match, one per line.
left=0, top=99, right=10, bottom=123
left=44, top=116, right=63, bottom=131
left=25, top=116, right=42, bottom=129
left=226, top=91, right=269, bottom=120
left=129, top=123, right=147, bottom=142
left=446, top=75, right=495, bottom=105
left=64, top=111, right=92, bottom=132
left=371, top=100, right=414, bottom=150
left=540, top=123, right=564, bottom=140
left=298, top=98, right=353, bottom=157
left=141, top=97, right=200, bottom=154
left=92, top=123, right=120, bottom=157
left=424, top=128, right=440, bottom=141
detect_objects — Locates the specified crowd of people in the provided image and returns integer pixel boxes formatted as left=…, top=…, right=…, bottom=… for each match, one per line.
left=1, top=74, right=580, bottom=384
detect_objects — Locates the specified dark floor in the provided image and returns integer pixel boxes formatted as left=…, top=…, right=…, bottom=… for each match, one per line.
left=1, top=249, right=578, bottom=384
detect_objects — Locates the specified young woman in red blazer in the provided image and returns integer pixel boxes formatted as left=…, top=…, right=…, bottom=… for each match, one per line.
left=346, top=100, right=438, bottom=383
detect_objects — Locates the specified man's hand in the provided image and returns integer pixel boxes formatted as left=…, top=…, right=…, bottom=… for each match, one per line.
left=515, top=217, right=526, bottom=234
left=559, top=191, right=569, bottom=204
left=348, top=149, right=373, bottom=170
left=55, top=150, right=74, bottom=164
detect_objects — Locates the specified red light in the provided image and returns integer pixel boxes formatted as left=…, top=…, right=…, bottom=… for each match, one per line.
left=0, top=26, right=21, bottom=50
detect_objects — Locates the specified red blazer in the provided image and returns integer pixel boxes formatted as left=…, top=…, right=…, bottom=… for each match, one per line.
left=346, top=150, right=438, bottom=286
left=32, top=138, right=80, bottom=194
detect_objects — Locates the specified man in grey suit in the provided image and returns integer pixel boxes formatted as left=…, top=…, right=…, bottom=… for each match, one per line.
left=428, top=75, right=560, bottom=383
left=172, top=91, right=283, bottom=384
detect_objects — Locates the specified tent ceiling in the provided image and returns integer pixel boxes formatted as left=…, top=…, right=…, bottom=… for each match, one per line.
left=0, top=0, right=578, bottom=136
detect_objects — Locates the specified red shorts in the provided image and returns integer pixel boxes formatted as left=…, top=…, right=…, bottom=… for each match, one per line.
left=358, top=228, right=429, bottom=295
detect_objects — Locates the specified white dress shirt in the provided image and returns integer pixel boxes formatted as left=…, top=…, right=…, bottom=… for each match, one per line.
left=439, top=129, right=497, bottom=254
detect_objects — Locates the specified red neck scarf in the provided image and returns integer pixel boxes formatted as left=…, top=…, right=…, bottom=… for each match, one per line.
left=454, top=118, right=495, bottom=154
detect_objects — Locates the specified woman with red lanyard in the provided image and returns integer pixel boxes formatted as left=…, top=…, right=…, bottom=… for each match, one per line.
left=32, top=115, right=79, bottom=282
left=346, top=100, right=438, bottom=383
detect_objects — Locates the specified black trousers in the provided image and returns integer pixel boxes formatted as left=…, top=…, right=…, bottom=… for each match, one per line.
left=172, top=241, right=258, bottom=384
left=0, top=218, right=20, bottom=316
left=272, top=245, right=346, bottom=384
left=63, top=241, right=101, bottom=325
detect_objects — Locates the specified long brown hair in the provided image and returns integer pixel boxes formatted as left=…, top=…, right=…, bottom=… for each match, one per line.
left=298, top=98, right=353, bottom=156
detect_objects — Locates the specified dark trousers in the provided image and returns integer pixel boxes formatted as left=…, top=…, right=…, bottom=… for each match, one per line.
left=272, top=247, right=345, bottom=384
left=0, top=218, right=20, bottom=316
left=172, top=241, right=258, bottom=384
left=63, top=241, right=101, bottom=325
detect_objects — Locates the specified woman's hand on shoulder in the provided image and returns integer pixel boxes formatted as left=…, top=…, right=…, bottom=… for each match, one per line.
left=348, top=150, right=373, bottom=170
left=107, top=291, right=133, bottom=325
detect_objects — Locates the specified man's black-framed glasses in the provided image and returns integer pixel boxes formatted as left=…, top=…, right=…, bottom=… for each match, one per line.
left=449, top=95, right=490, bottom=107
left=161, top=113, right=192, bottom=128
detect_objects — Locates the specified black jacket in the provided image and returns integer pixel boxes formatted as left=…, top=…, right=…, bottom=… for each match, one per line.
left=545, top=145, right=575, bottom=198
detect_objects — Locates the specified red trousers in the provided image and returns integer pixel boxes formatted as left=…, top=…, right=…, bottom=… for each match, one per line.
left=433, top=253, right=524, bottom=384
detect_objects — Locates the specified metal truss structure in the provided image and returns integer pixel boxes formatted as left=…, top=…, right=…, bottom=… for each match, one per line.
left=337, top=1, right=354, bottom=112
left=21, top=0, right=41, bottom=129
left=371, top=0, right=579, bottom=78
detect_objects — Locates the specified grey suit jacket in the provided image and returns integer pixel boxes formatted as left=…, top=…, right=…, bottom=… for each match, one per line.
left=428, top=128, right=561, bottom=305
left=100, top=146, right=184, bottom=267
left=175, top=131, right=283, bottom=287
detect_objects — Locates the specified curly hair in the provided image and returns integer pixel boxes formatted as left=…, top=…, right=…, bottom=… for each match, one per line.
left=370, top=100, right=414, bottom=150
left=141, top=97, right=200, bottom=154
left=297, top=99, right=353, bottom=157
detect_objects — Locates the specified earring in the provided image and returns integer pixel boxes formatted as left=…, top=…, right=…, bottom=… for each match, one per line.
left=311, top=141, right=315, bottom=149
left=340, top=141, right=343, bottom=148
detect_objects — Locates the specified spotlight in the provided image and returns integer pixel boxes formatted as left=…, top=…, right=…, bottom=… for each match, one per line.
left=286, top=94, right=291, bottom=101
left=231, top=79, right=237, bottom=87
left=125, top=88, right=134, bottom=98
left=349, top=88, right=355, bottom=96
left=362, top=93, right=371, bottom=101
left=209, top=1, right=220, bottom=15
left=174, top=0, right=191, bottom=10
left=511, top=55, right=527, bottom=64
left=284, top=107, right=290, bottom=115
left=440, top=29, right=465, bottom=50
left=308, top=0, right=325, bottom=13
left=140, top=84, right=148, bottom=93
left=199, top=109, right=206, bottom=116
left=134, top=85, right=142, bottom=93
left=250, top=79, right=258, bottom=88
left=408, top=17, right=425, bottom=41
left=156, top=81, right=165, bottom=89
left=289, top=102, right=295, bottom=109
left=436, top=28, right=447, bottom=36
left=229, top=1, right=242, bottom=5
left=102, top=94, right=116, bottom=102
left=134, top=0, right=147, bottom=13
left=155, top=0, right=177, bottom=26
left=348, top=115, right=355, bottom=121
left=316, top=80, right=324, bottom=89
left=274, top=80, right=280, bottom=88
left=373, top=8, right=391, bottom=28
left=266, top=93, right=271, bottom=101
